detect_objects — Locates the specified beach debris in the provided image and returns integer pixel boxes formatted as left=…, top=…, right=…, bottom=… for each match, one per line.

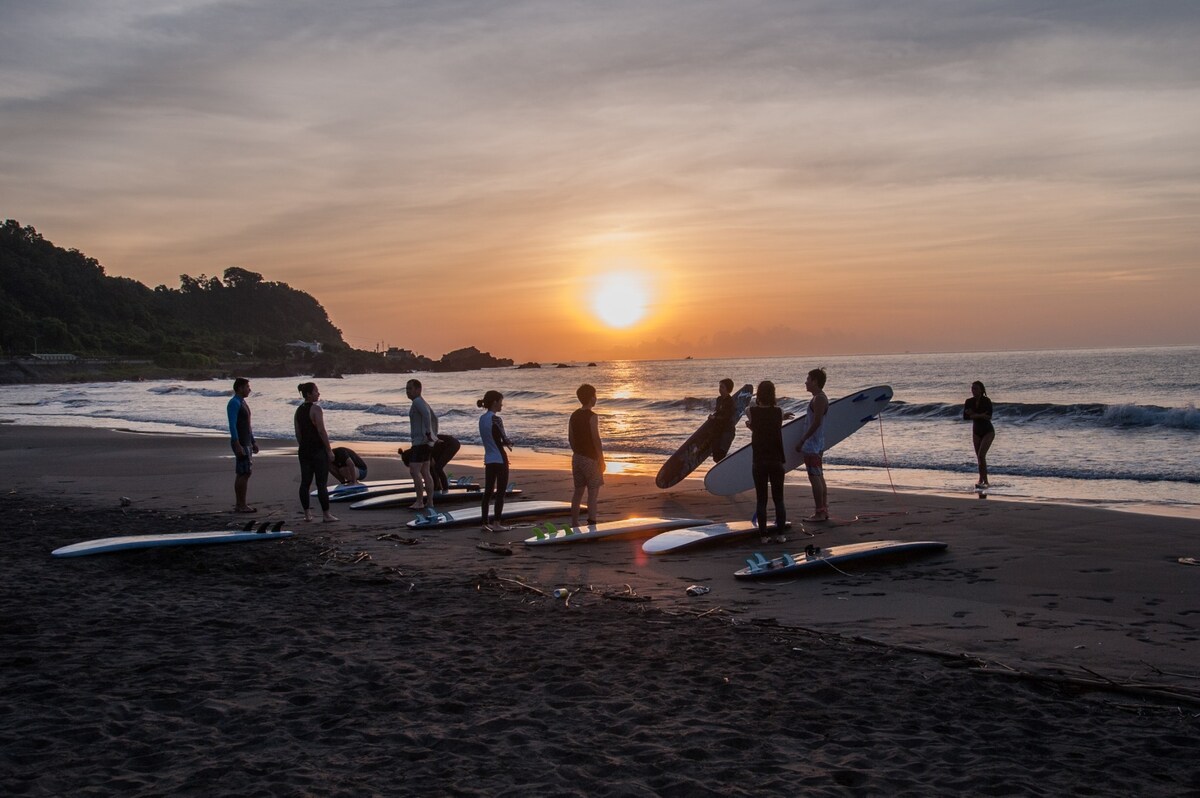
left=1178, top=557, right=1198, bottom=566
left=377, top=533, right=419, bottom=545
left=119, top=496, right=132, bottom=507
left=477, top=541, right=513, bottom=556
left=552, top=588, right=568, bottom=599
left=685, top=584, right=711, bottom=597
left=603, top=584, right=650, bottom=602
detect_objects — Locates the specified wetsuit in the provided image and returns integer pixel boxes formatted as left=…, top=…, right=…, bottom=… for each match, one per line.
left=712, top=393, right=736, bottom=461
left=479, top=412, right=512, bottom=523
left=227, top=394, right=255, bottom=474
left=295, top=402, right=330, bottom=511
left=748, top=405, right=786, bottom=532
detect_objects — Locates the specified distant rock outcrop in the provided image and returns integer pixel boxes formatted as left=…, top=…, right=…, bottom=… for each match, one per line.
left=435, top=347, right=515, bottom=372
left=516, top=361, right=542, bottom=369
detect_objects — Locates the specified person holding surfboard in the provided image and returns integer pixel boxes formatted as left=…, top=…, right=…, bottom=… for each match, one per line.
left=746, top=379, right=787, bottom=540
left=405, top=378, right=439, bottom=513
left=295, top=383, right=338, bottom=522
left=963, top=380, right=995, bottom=489
left=794, top=368, right=829, bottom=522
left=477, top=390, right=514, bottom=532
left=711, top=378, right=737, bottom=461
left=226, top=377, right=259, bottom=513
left=569, top=383, right=605, bottom=528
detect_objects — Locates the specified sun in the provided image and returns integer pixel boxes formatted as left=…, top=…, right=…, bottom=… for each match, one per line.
left=591, top=270, right=650, bottom=329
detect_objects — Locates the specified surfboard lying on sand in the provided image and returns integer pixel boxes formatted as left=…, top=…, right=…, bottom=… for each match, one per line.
left=52, top=522, right=293, bottom=558
left=734, top=540, right=947, bottom=579
left=655, top=384, right=754, bottom=489
left=321, top=476, right=476, bottom=502
left=704, top=385, right=894, bottom=496
left=524, top=517, right=713, bottom=547
left=406, top=500, right=571, bottom=529
left=349, top=485, right=516, bottom=511
left=642, top=519, right=793, bottom=555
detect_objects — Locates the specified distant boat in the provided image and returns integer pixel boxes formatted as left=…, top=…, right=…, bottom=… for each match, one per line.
left=684, top=356, right=693, bottom=360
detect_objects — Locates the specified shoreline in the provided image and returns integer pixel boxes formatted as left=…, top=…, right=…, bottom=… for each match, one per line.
left=4, top=424, right=1200, bottom=794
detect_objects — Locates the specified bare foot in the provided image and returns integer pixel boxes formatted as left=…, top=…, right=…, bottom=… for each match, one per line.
left=323, top=513, right=339, bottom=523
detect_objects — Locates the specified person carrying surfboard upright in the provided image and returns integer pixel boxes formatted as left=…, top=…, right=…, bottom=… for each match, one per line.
left=477, top=391, right=514, bottom=532
left=794, top=368, right=830, bottom=522
left=746, top=380, right=787, bottom=540
left=295, top=383, right=338, bottom=523
left=569, top=383, right=605, bottom=528
left=405, top=378, right=439, bottom=513
left=711, top=378, right=737, bottom=462
left=963, top=380, right=995, bottom=490
left=227, top=377, right=259, bottom=514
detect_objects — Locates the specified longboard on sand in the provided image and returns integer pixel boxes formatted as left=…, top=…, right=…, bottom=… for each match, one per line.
left=53, top=521, right=293, bottom=558
left=406, top=500, right=571, bottom=529
left=704, top=385, right=894, bottom=496
left=349, top=484, right=515, bottom=511
left=641, top=519, right=793, bottom=555
left=734, top=539, right=947, bottom=579
left=655, top=384, right=754, bottom=489
left=321, top=476, right=476, bottom=502
left=523, top=517, right=713, bottom=547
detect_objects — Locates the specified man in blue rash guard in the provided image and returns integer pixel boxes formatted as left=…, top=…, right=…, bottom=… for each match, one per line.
left=227, top=377, right=259, bottom=513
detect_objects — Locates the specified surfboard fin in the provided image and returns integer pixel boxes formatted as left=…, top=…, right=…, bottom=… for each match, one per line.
left=243, top=520, right=256, bottom=532
left=256, top=521, right=270, bottom=534
left=271, top=521, right=284, bottom=533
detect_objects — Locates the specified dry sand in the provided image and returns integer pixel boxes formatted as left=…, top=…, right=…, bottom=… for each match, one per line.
left=2, top=425, right=1199, bottom=796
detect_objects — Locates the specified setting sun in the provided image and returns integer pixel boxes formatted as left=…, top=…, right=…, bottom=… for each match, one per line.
left=591, top=271, right=650, bottom=329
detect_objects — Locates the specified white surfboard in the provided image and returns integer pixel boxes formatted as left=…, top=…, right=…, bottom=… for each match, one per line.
left=350, top=485, right=518, bottom=510
left=406, top=500, right=571, bottom=529
left=53, top=527, right=293, bottom=558
left=704, top=385, right=894, bottom=496
left=320, top=476, right=476, bottom=502
left=524, top=517, right=713, bottom=547
left=734, top=539, right=947, bottom=579
left=641, top=519, right=792, bottom=555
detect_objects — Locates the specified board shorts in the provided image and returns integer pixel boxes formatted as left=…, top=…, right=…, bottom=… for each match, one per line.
left=232, top=441, right=253, bottom=475
left=572, top=454, right=604, bottom=489
left=407, top=443, right=432, bottom=464
left=803, top=451, right=823, bottom=476
left=356, top=466, right=368, bottom=481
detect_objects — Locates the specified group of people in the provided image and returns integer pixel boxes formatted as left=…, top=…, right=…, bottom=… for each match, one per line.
left=225, top=371, right=996, bottom=528
left=224, top=377, right=608, bottom=531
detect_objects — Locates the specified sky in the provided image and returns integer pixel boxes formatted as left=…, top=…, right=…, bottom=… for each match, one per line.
left=2, top=0, right=1198, bottom=362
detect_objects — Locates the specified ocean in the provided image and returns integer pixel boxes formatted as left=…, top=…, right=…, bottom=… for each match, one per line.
left=2, top=346, right=1197, bottom=518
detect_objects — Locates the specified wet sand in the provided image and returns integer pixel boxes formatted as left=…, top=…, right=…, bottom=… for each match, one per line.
left=2, top=425, right=1199, bottom=796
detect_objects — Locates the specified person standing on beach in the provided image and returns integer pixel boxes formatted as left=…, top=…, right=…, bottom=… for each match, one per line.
left=331, top=446, right=368, bottom=486
left=295, top=383, right=338, bottom=522
left=711, top=378, right=737, bottom=462
left=478, top=391, right=514, bottom=532
left=746, top=379, right=786, bottom=539
left=405, top=379, right=439, bottom=512
left=569, top=383, right=605, bottom=528
left=963, top=380, right=995, bottom=489
left=794, top=368, right=829, bottom=522
left=226, top=377, right=259, bottom=513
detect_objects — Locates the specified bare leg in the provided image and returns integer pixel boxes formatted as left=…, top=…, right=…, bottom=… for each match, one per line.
left=974, top=432, right=994, bottom=485
left=571, top=484, right=585, bottom=528
left=586, top=484, right=600, bottom=524
left=234, top=474, right=253, bottom=511
left=408, top=463, right=426, bottom=508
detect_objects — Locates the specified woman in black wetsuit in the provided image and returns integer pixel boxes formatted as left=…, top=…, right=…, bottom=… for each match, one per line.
left=295, top=382, right=338, bottom=522
left=963, top=380, right=995, bottom=489
left=745, top=379, right=786, bottom=540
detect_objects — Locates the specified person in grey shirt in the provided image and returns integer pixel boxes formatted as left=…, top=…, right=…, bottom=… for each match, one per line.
left=405, top=378, right=439, bottom=512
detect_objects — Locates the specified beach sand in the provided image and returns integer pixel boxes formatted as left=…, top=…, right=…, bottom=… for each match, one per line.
left=3, top=425, right=1199, bottom=796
